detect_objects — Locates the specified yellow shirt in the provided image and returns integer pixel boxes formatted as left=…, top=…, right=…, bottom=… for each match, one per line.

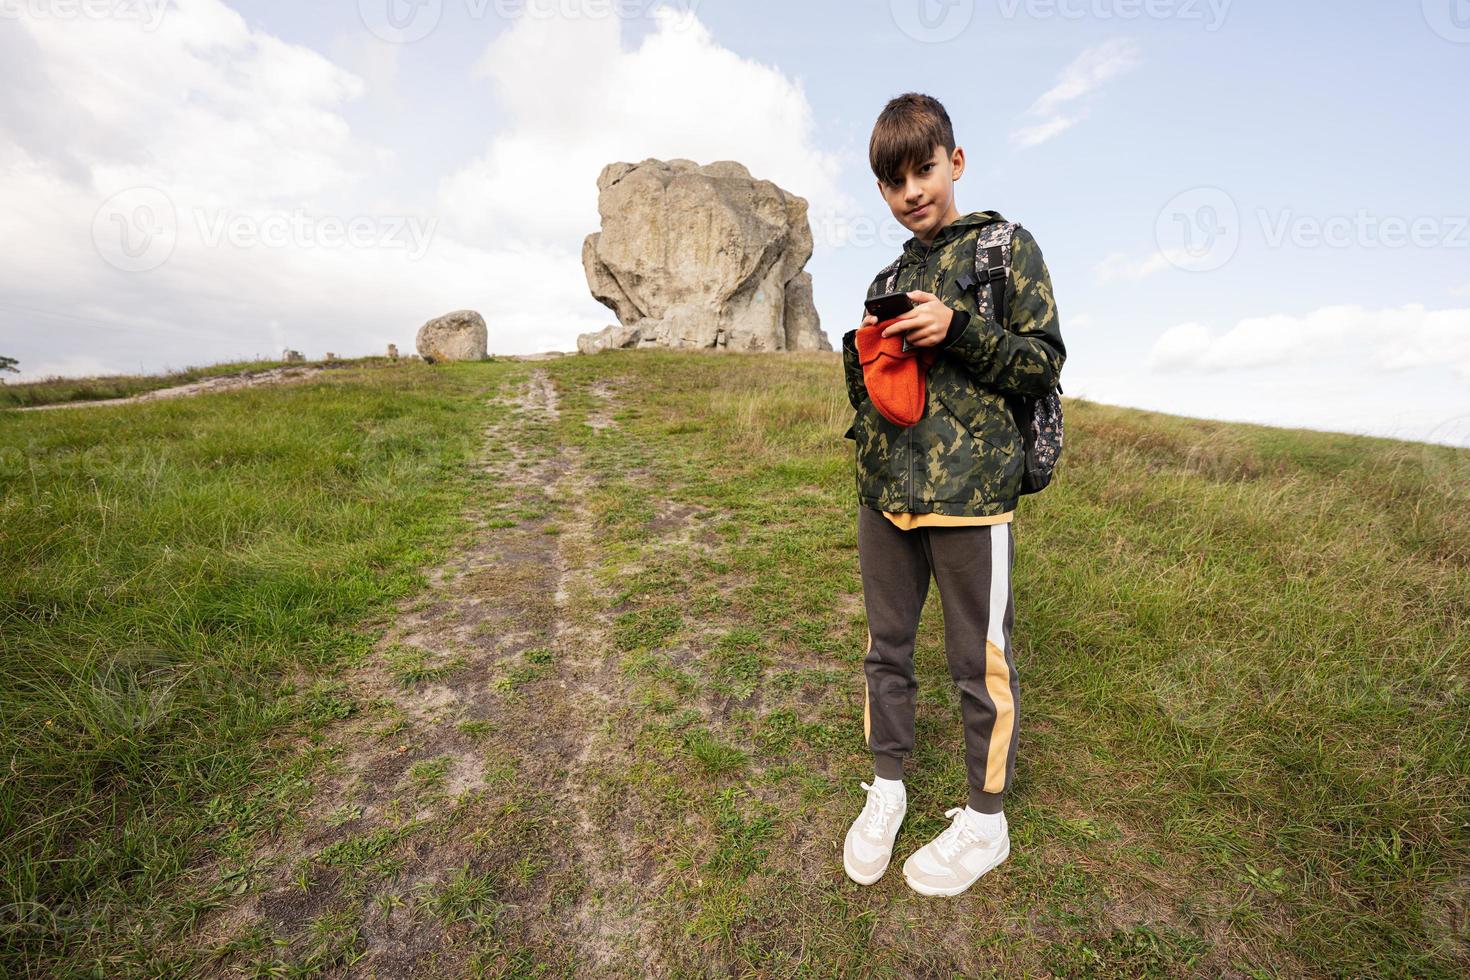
left=882, top=509, right=1013, bottom=530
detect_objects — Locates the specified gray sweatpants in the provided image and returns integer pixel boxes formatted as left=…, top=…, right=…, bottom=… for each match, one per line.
left=857, top=504, right=1019, bottom=814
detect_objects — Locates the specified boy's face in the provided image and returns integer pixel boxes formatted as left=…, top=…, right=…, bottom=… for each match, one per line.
left=877, top=142, right=964, bottom=242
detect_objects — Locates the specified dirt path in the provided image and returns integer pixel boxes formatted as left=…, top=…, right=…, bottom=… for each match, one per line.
left=14, top=355, right=580, bottom=412
left=183, top=367, right=658, bottom=976
left=14, top=364, right=334, bottom=411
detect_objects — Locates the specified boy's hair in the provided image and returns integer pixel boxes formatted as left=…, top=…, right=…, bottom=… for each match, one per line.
left=869, top=93, right=956, bottom=189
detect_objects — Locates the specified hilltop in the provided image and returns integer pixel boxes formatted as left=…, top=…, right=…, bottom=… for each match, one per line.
left=1, top=352, right=1466, bottom=977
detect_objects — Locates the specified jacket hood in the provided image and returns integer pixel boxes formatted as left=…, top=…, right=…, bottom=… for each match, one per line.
left=900, top=209, right=1006, bottom=262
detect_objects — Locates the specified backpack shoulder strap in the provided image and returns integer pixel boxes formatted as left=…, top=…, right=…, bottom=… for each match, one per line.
left=872, top=255, right=901, bottom=297
left=971, top=220, right=1019, bottom=328
left=973, top=221, right=1063, bottom=395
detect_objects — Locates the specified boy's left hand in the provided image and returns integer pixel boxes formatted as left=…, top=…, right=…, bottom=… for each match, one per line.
left=880, top=290, right=954, bottom=348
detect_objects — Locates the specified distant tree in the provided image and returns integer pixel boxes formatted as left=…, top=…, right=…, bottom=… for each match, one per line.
left=0, top=355, right=17, bottom=380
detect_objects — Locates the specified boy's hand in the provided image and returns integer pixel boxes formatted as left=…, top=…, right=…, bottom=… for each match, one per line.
left=880, top=290, right=954, bottom=347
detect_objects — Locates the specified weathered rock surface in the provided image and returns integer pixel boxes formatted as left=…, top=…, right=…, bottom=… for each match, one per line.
left=416, top=310, right=488, bottom=363
left=579, top=158, right=829, bottom=354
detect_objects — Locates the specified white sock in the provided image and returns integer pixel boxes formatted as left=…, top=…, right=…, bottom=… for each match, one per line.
left=873, top=775, right=905, bottom=800
left=963, top=805, right=1003, bottom=836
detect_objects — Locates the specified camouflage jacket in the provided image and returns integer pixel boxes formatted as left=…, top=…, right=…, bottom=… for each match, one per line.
left=842, top=210, right=1066, bottom=517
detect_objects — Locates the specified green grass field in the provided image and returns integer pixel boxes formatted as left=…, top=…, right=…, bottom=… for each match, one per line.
left=1, top=352, right=1466, bottom=977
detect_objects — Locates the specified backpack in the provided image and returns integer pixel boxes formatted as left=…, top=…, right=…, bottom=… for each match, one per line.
left=878, top=220, right=1064, bottom=496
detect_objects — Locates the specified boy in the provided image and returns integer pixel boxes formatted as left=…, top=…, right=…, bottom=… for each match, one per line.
left=839, top=93, right=1065, bottom=896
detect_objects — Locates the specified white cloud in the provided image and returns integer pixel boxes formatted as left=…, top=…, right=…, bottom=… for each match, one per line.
left=1061, top=365, right=1470, bottom=448
left=438, top=4, right=854, bottom=243
left=1011, top=116, right=1078, bottom=150
left=1095, top=249, right=1186, bottom=282
left=1010, top=38, right=1141, bottom=149
left=0, top=2, right=847, bottom=379
left=7, top=352, right=117, bottom=384
left=1145, top=304, right=1470, bottom=379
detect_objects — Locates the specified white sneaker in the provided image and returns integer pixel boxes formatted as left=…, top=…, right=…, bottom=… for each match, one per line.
left=843, top=780, right=906, bottom=884
left=902, top=807, right=1009, bottom=896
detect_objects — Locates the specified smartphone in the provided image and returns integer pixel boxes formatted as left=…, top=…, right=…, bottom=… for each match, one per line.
left=864, top=290, right=915, bottom=321
left=864, top=291, right=917, bottom=351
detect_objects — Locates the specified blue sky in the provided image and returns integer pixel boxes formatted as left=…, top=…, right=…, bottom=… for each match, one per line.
left=2, top=0, right=1467, bottom=446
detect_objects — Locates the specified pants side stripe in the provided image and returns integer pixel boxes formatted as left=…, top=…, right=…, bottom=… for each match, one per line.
left=863, top=629, right=872, bottom=745
left=982, top=524, right=1015, bottom=793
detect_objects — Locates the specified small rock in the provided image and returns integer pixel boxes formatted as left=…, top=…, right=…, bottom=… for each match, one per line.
left=577, top=323, right=643, bottom=355
left=416, top=310, right=488, bottom=363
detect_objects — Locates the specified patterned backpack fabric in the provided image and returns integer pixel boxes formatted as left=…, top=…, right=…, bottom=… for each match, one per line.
left=882, top=220, right=1064, bottom=496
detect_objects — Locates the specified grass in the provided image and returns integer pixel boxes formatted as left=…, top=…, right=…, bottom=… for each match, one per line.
left=0, top=357, right=501, bottom=974
left=384, top=643, right=465, bottom=686
left=2, top=347, right=1467, bottom=977
left=534, top=348, right=1469, bottom=977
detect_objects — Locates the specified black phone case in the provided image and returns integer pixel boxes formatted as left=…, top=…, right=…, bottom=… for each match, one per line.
left=864, top=291, right=916, bottom=352
left=864, top=290, right=914, bottom=321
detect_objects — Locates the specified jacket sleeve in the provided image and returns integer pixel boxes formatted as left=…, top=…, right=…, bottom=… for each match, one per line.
left=842, top=326, right=868, bottom=411
left=936, top=226, right=1066, bottom=397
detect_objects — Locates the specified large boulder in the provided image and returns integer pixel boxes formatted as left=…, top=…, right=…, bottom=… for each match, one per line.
left=416, top=310, right=487, bottom=363
left=579, top=159, right=829, bottom=353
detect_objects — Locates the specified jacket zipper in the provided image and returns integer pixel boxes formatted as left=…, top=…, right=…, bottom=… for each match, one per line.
left=908, top=238, right=937, bottom=511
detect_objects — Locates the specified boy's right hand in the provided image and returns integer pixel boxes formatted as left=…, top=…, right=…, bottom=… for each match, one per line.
left=860, top=313, right=878, bottom=328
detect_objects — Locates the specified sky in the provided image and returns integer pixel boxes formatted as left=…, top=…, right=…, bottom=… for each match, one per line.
left=1, top=0, right=1467, bottom=448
